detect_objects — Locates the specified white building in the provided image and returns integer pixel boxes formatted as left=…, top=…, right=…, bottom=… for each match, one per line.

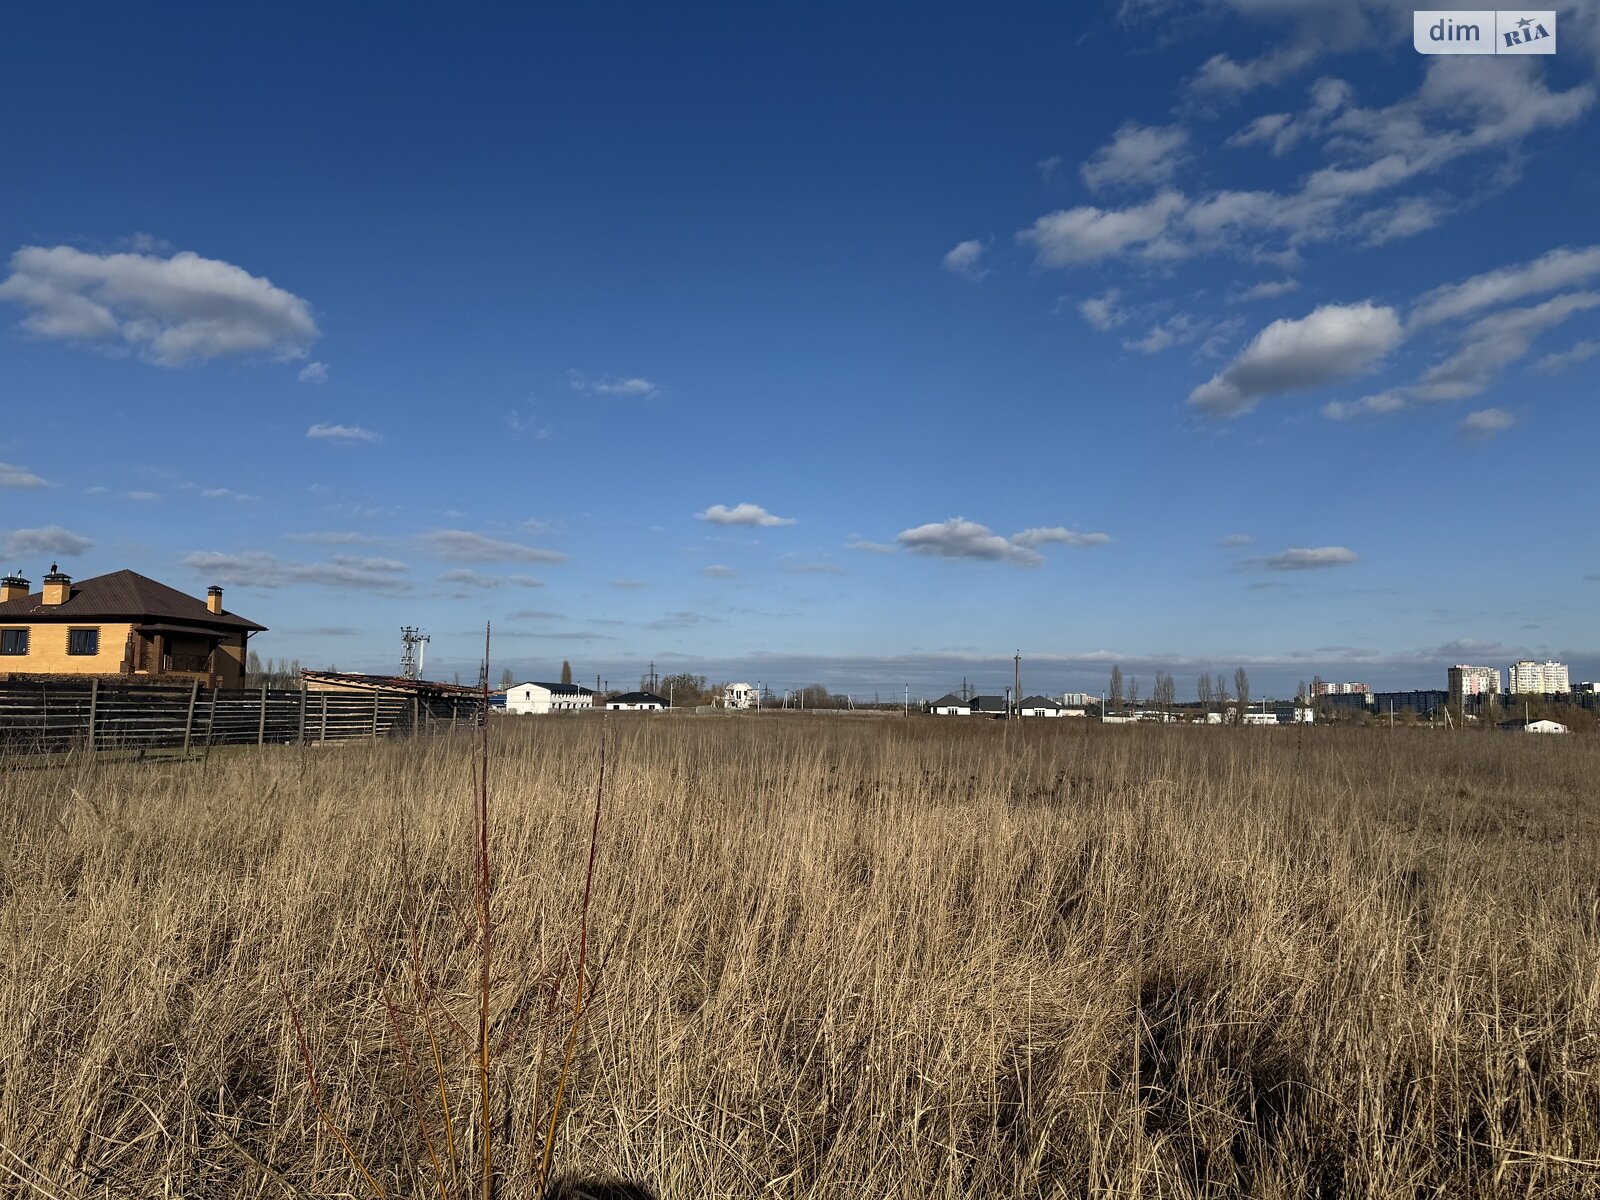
left=1449, top=664, right=1501, bottom=701
left=1020, top=695, right=1064, bottom=717
left=1061, top=692, right=1098, bottom=708
left=606, top=690, right=667, bottom=711
left=1509, top=660, right=1570, bottom=694
left=1499, top=718, right=1568, bottom=734
left=723, top=682, right=758, bottom=710
left=505, top=682, right=594, bottom=714
left=1311, top=681, right=1370, bottom=696
left=930, top=693, right=971, bottom=716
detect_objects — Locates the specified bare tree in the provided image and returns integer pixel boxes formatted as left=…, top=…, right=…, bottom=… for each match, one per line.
left=560, top=659, right=573, bottom=685
left=1128, top=677, right=1141, bottom=706
left=1109, top=664, right=1124, bottom=711
left=499, top=667, right=514, bottom=690
left=1235, top=667, right=1251, bottom=714
left=1197, top=672, right=1213, bottom=708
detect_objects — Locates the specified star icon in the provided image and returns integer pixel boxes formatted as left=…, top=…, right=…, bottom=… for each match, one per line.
left=1517, top=16, right=1533, bottom=29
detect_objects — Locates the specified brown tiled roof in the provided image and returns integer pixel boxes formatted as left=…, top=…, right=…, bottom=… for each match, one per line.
left=0, top=569, right=266, bottom=631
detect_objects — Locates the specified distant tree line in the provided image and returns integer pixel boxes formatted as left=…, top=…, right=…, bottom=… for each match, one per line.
left=244, top=652, right=303, bottom=689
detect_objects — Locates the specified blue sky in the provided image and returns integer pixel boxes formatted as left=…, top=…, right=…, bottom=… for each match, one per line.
left=2, top=1, right=1597, bottom=698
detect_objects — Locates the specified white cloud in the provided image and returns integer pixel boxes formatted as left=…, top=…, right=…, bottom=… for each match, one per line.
left=1410, top=245, right=1600, bottom=329
left=1010, top=527, right=1112, bottom=548
left=1017, top=190, right=1187, bottom=266
left=438, top=569, right=545, bottom=589
left=1322, top=390, right=1408, bottom=421
left=306, top=422, right=382, bottom=445
left=1219, top=533, right=1254, bottom=547
left=298, top=361, right=329, bottom=384
left=417, top=530, right=567, bottom=564
left=2, top=525, right=94, bottom=558
left=1036, top=155, right=1066, bottom=182
left=1080, top=122, right=1190, bottom=192
left=697, top=503, right=796, bottom=527
left=0, top=462, right=51, bottom=489
left=899, top=518, right=1041, bottom=566
left=845, top=536, right=897, bottom=554
left=941, top=239, right=990, bottom=280
left=0, top=244, right=318, bottom=365
left=1263, top=546, right=1359, bottom=570
left=1189, top=301, right=1403, bottom=417
left=1123, top=314, right=1200, bottom=354
left=284, top=531, right=389, bottom=546
left=1412, top=292, right=1600, bottom=401
left=1056, top=63, right=1593, bottom=266
left=183, top=550, right=411, bottom=594
left=567, top=371, right=659, bottom=397
left=1534, top=339, right=1600, bottom=375
left=1077, top=288, right=1128, bottom=331
left=1231, top=278, right=1300, bottom=303
left=1459, top=408, right=1515, bottom=439
left=198, top=486, right=260, bottom=503
left=1190, top=44, right=1321, bottom=98
left=701, top=564, right=737, bottom=578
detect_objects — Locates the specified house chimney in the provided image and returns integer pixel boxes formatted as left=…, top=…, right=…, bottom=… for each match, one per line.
left=207, top=585, right=224, bottom=615
left=0, top=571, right=28, bottom=603
left=42, top=563, right=71, bottom=606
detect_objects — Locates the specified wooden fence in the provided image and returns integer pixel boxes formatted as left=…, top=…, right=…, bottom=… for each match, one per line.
left=0, top=680, right=484, bottom=756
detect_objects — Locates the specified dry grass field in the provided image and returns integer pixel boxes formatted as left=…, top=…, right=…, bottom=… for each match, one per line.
left=2, top=716, right=1598, bottom=1198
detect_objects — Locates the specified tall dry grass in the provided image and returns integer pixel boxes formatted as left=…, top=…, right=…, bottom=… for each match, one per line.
left=1, top=717, right=1597, bottom=1197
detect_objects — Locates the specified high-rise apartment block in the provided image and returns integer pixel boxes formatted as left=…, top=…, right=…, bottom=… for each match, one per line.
left=1508, top=660, right=1570, bottom=694
left=1311, top=680, right=1371, bottom=695
left=1448, top=665, right=1501, bottom=703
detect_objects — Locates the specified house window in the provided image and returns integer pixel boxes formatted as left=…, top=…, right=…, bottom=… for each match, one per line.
left=68, top=628, right=100, bottom=656
left=0, top=628, right=27, bottom=655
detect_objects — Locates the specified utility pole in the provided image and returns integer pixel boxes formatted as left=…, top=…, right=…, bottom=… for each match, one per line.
left=1014, top=652, right=1021, bottom=720
left=757, top=681, right=762, bottom=711
left=904, top=683, right=909, bottom=716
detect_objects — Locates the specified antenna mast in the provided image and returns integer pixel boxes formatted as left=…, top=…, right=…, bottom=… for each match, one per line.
left=400, top=626, right=430, bottom=680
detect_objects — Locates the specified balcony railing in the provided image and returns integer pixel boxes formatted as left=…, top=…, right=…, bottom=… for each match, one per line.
left=162, top=653, right=213, bottom=674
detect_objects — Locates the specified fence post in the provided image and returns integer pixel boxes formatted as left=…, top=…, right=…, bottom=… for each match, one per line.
left=183, top=679, right=200, bottom=756
left=258, top=684, right=267, bottom=746
left=451, top=697, right=458, bottom=729
left=412, top=694, right=420, bottom=740
left=320, top=691, right=328, bottom=742
left=372, top=690, right=380, bottom=740
left=87, top=677, right=100, bottom=755
left=298, top=686, right=307, bottom=745
left=205, top=684, right=219, bottom=758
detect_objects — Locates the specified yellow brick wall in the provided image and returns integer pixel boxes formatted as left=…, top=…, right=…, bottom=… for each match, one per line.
left=0, top=621, right=135, bottom=675
left=215, top=635, right=248, bottom=687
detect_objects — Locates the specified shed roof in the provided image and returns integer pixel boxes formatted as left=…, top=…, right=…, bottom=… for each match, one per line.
left=608, top=691, right=668, bottom=706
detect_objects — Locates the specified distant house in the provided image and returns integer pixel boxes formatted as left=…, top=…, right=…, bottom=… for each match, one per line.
left=606, top=690, right=668, bottom=711
left=1020, top=695, right=1064, bottom=717
left=0, top=565, right=264, bottom=687
left=724, top=682, right=758, bottom=710
left=505, top=682, right=595, bottom=714
left=969, top=695, right=1009, bottom=718
left=930, top=692, right=971, bottom=716
left=1498, top=718, right=1568, bottom=734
